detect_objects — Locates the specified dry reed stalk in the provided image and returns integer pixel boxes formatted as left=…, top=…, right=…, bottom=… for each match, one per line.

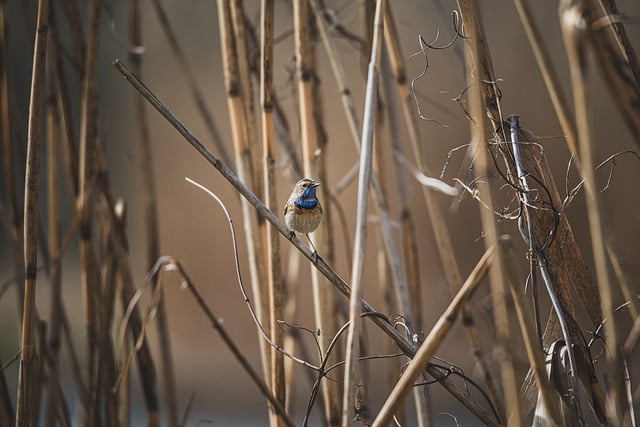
left=242, top=17, right=303, bottom=179
left=59, top=0, right=85, bottom=72
left=374, top=146, right=433, bottom=424
left=216, top=0, right=272, bottom=407
left=261, top=1, right=287, bottom=425
left=461, top=1, right=522, bottom=423
left=502, top=10, right=624, bottom=354
left=67, top=137, right=158, bottom=427
left=512, top=0, right=579, bottom=158
left=0, top=0, right=26, bottom=332
left=53, top=382, right=71, bottom=427
left=15, top=0, right=49, bottom=425
left=294, top=2, right=342, bottom=424
left=581, top=1, right=640, bottom=143
left=578, top=1, right=640, bottom=320
left=151, top=255, right=295, bottom=427
left=467, top=2, right=609, bottom=417
left=0, top=0, right=19, bottom=239
left=606, top=244, right=638, bottom=320
left=61, top=312, right=89, bottom=409
left=372, top=103, right=391, bottom=318
left=380, top=52, right=409, bottom=426
left=44, top=57, right=64, bottom=427
left=231, top=5, right=270, bottom=317
left=0, top=353, right=12, bottom=426
left=383, top=3, right=504, bottom=419
left=594, top=0, right=640, bottom=91
left=114, top=59, right=503, bottom=425
left=294, top=0, right=316, bottom=177
left=231, top=0, right=262, bottom=192
left=561, top=6, right=627, bottom=423
left=97, top=218, right=119, bottom=427
left=372, top=246, right=496, bottom=427
left=511, top=123, right=609, bottom=421
left=359, top=0, right=375, bottom=67
left=311, top=0, right=414, bottom=344
left=310, top=0, right=361, bottom=150
left=77, top=1, right=102, bottom=422
left=118, top=326, right=131, bottom=427
left=148, top=0, right=231, bottom=167
left=130, top=2, right=178, bottom=425
left=501, top=237, right=562, bottom=425
left=47, top=16, right=93, bottom=418
left=453, top=3, right=501, bottom=128
left=309, top=30, right=346, bottom=427
left=457, top=0, right=606, bottom=420
left=341, top=1, right=385, bottom=425
left=373, top=90, right=429, bottom=424
left=282, top=258, right=302, bottom=414
left=31, top=321, right=45, bottom=427
left=311, top=7, right=411, bottom=333
left=92, top=151, right=159, bottom=425
left=51, top=25, right=78, bottom=196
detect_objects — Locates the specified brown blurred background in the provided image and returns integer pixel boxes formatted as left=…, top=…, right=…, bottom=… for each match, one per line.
left=1, top=0, right=639, bottom=425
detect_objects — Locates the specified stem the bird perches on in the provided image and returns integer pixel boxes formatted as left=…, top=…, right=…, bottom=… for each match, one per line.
left=113, top=58, right=499, bottom=427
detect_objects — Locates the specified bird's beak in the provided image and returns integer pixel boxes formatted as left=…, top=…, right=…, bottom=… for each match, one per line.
left=312, top=181, right=320, bottom=188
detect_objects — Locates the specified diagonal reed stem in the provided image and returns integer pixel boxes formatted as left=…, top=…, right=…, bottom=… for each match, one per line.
left=114, top=58, right=502, bottom=426
left=372, top=246, right=495, bottom=427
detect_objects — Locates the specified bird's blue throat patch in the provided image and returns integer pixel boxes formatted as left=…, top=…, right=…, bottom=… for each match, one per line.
left=301, top=186, right=317, bottom=199
left=295, top=198, right=318, bottom=209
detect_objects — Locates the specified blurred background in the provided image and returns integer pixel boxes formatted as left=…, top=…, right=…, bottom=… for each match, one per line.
left=1, top=0, right=639, bottom=425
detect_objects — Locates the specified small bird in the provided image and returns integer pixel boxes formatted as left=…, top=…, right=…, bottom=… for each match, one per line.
left=284, top=178, right=322, bottom=255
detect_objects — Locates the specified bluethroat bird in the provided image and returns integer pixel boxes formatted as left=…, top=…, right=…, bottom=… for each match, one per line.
left=284, top=178, right=322, bottom=255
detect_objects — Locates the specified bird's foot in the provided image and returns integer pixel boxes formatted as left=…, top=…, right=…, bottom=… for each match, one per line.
left=306, top=234, right=320, bottom=262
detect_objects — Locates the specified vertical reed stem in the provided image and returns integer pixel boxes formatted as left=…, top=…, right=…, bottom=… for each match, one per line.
left=561, top=6, right=627, bottom=422
left=129, top=2, right=178, bottom=425
left=341, top=1, right=385, bottom=425
left=216, top=0, right=271, bottom=408
left=44, top=50, right=64, bottom=427
left=295, top=2, right=343, bottom=423
left=77, top=0, right=102, bottom=422
left=261, top=1, right=287, bottom=426
left=15, top=0, right=49, bottom=425
left=148, top=0, right=232, bottom=166
left=461, top=1, right=522, bottom=423
left=384, top=2, right=503, bottom=419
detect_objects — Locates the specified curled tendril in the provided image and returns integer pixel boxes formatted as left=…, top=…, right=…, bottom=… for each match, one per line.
left=407, top=10, right=472, bottom=127
left=452, top=10, right=467, bottom=39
